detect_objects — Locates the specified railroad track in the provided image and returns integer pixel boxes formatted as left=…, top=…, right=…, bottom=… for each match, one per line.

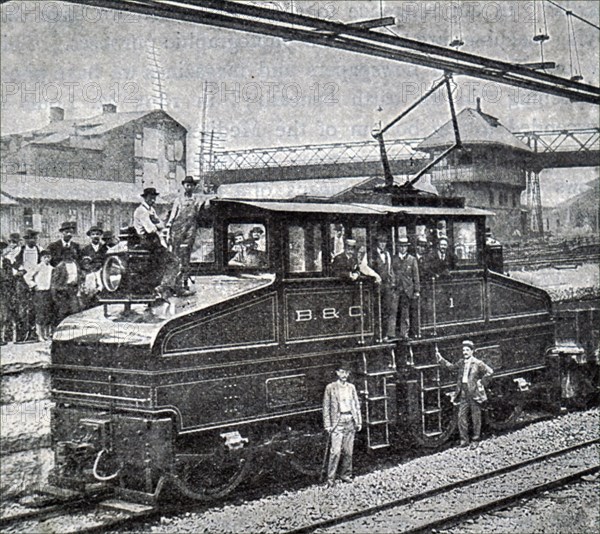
left=285, top=439, right=599, bottom=534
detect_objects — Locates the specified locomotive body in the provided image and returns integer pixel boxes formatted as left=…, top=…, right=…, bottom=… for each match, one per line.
left=49, top=197, right=578, bottom=503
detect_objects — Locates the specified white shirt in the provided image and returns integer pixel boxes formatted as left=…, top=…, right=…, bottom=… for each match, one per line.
left=337, top=381, right=354, bottom=413
left=65, top=262, right=78, bottom=284
left=22, top=246, right=40, bottom=272
left=24, top=262, right=53, bottom=291
left=133, top=201, right=163, bottom=236
left=462, top=357, right=474, bottom=383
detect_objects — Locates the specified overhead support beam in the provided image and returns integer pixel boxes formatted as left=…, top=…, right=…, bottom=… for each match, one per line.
left=66, top=0, right=600, bottom=105
left=348, top=17, right=396, bottom=30
left=520, top=62, right=557, bottom=71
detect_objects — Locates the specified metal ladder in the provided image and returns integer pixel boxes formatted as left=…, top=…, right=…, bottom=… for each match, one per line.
left=361, top=350, right=396, bottom=449
left=414, top=364, right=443, bottom=438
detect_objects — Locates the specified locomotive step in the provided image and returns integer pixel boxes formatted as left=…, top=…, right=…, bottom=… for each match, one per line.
left=369, top=443, right=391, bottom=450
left=413, top=364, right=441, bottom=370
left=422, top=408, right=442, bottom=414
left=423, top=430, right=443, bottom=437
left=367, top=419, right=390, bottom=426
left=360, top=370, right=396, bottom=377
left=366, top=395, right=389, bottom=401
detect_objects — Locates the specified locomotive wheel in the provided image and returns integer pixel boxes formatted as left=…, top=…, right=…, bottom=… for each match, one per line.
left=485, top=397, right=524, bottom=430
left=409, top=393, right=458, bottom=449
left=171, top=445, right=254, bottom=501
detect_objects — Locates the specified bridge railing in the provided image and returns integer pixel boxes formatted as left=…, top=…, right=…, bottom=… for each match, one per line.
left=209, top=128, right=600, bottom=171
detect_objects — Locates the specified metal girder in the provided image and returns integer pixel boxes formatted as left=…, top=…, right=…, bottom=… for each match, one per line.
left=62, top=0, right=600, bottom=105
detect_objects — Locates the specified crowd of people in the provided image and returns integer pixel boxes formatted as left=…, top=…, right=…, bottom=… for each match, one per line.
left=331, top=232, right=453, bottom=341
left=0, top=223, right=118, bottom=344
left=228, top=226, right=267, bottom=268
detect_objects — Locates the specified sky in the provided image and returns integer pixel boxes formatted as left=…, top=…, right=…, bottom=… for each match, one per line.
left=1, top=0, right=599, bottom=205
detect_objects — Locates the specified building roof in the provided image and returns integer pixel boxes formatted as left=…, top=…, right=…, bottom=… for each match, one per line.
left=418, top=107, right=532, bottom=153
left=0, top=191, right=19, bottom=206
left=1, top=174, right=169, bottom=204
left=10, top=109, right=186, bottom=147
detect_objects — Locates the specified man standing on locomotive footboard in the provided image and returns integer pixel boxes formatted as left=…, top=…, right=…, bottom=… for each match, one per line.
left=323, top=361, right=362, bottom=487
left=436, top=340, right=493, bottom=448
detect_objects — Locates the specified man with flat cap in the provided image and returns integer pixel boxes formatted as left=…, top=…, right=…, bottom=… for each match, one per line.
left=391, top=236, right=420, bottom=340
left=166, top=176, right=204, bottom=294
left=48, top=221, right=81, bottom=267
left=323, top=360, right=362, bottom=487
left=436, top=340, right=493, bottom=448
left=133, top=187, right=181, bottom=299
left=81, top=225, right=108, bottom=273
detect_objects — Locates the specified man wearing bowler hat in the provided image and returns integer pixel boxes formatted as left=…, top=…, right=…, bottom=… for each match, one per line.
left=166, top=176, right=204, bottom=295
left=322, top=360, right=362, bottom=487
left=436, top=340, right=494, bottom=448
left=134, top=187, right=181, bottom=299
left=391, top=236, right=420, bottom=340
left=48, top=221, right=81, bottom=267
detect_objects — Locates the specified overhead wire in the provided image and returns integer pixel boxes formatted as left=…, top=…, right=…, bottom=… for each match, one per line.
left=545, top=0, right=600, bottom=32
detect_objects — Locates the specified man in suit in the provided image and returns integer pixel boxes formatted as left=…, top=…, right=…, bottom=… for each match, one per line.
left=51, top=247, right=82, bottom=322
left=391, top=236, right=420, bottom=339
left=81, top=225, right=108, bottom=273
left=372, top=233, right=395, bottom=341
left=323, top=361, right=362, bottom=487
left=13, top=229, right=42, bottom=341
left=48, top=221, right=81, bottom=267
left=436, top=340, right=494, bottom=448
left=429, top=236, right=451, bottom=278
left=332, top=238, right=381, bottom=284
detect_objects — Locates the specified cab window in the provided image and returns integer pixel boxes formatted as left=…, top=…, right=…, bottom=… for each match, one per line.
left=329, top=223, right=369, bottom=261
left=453, top=221, right=478, bottom=265
left=288, top=223, right=323, bottom=274
left=190, top=226, right=215, bottom=263
left=227, top=223, right=268, bottom=268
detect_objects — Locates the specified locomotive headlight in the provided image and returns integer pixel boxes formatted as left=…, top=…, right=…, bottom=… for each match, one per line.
left=101, top=256, right=125, bottom=292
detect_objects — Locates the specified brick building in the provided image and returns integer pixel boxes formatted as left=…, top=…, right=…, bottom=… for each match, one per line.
left=1, top=105, right=186, bottom=245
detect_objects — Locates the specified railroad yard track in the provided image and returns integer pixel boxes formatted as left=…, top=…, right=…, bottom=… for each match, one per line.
left=289, top=439, right=599, bottom=534
left=2, top=438, right=597, bottom=534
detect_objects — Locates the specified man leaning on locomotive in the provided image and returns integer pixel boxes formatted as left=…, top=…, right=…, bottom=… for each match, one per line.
left=436, top=340, right=494, bottom=448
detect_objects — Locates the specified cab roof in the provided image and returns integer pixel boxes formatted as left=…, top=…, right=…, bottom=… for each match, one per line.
left=214, top=199, right=494, bottom=217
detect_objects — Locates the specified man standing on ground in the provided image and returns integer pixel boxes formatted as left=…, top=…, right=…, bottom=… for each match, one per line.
left=322, top=361, right=362, bottom=487
left=391, top=236, right=420, bottom=340
left=48, top=222, right=81, bottom=267
left=436, top=340, right=493, bottom=448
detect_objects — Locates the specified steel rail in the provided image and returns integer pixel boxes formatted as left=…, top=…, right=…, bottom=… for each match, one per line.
left=283, top=438, right=599, bottom=534
left=64, top=0, right=600, bottom=104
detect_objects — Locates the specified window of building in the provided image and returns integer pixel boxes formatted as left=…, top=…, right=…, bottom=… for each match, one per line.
left=288, top=223, right=323, bottom=274
left=23, top=207, right=33, bottom=230
left=190, top=227, right=215, bottom=264
left=453, top=221, right=478, bottom=265
left=489, top=189, right=494, bottom=206
left=227, top=223, right=267, bottom=269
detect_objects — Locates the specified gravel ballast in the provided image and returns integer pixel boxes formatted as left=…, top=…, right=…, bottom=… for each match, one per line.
left=125, top=408, right=599, bottom=534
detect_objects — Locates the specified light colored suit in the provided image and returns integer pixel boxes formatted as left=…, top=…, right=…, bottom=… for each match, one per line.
left=323, top=380, right=362, bottom=483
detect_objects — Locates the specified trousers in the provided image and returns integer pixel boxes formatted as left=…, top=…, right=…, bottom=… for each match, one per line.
left=327, top=415, right=355, bottom=482
left=390, top=291, right=411, bottom=338
left=458, top=395, right=482, bottom=443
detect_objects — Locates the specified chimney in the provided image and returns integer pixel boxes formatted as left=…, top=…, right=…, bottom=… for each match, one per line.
left=102, top=103, right=117, bottom=114
left=476, top=97, right=482, bottom=113
left=49, top=107, right=64, bottom=123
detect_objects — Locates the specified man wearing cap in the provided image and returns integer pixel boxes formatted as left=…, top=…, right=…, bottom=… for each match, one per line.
left=436, top=341, right=493, bottom=448
left=323, top=361, right=362, bottom=487
left=429, top=237, right=451, bottom=278
left=13, top=229, right=43, bottom=340
left=102, top=230, right=119, bottom=249
left=166, top=176, right=204, bottom=294
left=48, top=222, right=81, bottom=268
left=81, top=226, right=108, bottom=273
left=332, top=238, right=381, bottom=284
left=133, top=187, right=181, bottom=299
left=372, top=233, right=395, bottom=341
left=391, top=236, right=420, bottom=339
left=2, top=233, right=21, bottom=263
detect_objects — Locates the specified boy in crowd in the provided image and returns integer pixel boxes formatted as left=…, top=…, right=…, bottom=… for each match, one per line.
left=24, top=250, right=54, bottom=341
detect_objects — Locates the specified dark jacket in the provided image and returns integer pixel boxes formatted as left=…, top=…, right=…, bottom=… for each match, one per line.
left=80, top=243, right=108, bottom=272
left=439, top=355, right=493, bottom=403
left=51, top=260, right=83, bottom=294
left=48, top=240, right=81, bottom=267
left=323, top=381, right=362, bottom=430
left=13, top=245, right=42, bottom=272
left=372, top=249, right=394, bottom=286
left=428, top=249, right=451, bottom=278
left=391, top=253, right=420, bottom=298
left=331, top=252, right=359, bottom=281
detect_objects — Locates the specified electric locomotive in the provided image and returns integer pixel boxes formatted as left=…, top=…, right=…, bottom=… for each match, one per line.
left=48, top=183, right=593, bottom=505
